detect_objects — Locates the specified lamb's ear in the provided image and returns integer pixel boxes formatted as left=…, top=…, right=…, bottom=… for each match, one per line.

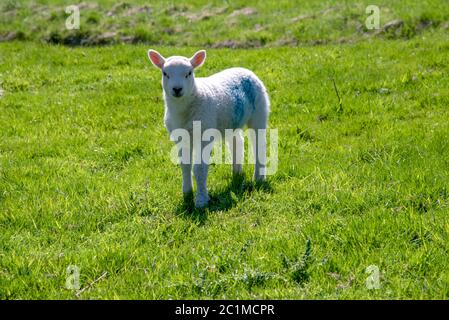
left=148, top=49, right=165, bottom=69
left=190, top=50, right=206, bottom=69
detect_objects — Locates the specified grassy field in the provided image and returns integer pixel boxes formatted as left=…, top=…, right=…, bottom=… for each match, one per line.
left=1, top=1, right=449, bottom=300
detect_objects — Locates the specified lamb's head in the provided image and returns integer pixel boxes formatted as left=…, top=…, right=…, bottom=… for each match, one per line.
left=148, top=49, right=206, bottom=99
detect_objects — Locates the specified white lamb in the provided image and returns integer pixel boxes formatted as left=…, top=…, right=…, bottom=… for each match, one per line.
left=148, top=49, right=270, bottom=208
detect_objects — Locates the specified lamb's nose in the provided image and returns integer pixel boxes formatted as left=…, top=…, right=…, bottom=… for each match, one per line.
left=173, top=87, right=183, bottom=95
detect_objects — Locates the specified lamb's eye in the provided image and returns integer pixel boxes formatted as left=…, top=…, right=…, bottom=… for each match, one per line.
left=163, top=72, right=169, bottom=78
left=185, top=71, right=192, bottom=78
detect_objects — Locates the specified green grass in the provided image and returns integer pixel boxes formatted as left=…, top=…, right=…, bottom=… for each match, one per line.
left=1, top=0, right=449, bottom=46
left=1, top=27, right=449, bottom=298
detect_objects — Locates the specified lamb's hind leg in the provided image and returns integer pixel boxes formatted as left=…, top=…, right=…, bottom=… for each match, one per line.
left=248, top=99, right=268, bottom=182
left=226, top=129, right=244, bottom=176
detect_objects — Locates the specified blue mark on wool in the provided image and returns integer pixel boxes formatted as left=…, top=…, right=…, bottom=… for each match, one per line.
left=241, top=77, right=256, bottom=107
left=231, top=77, right=256, bottom=127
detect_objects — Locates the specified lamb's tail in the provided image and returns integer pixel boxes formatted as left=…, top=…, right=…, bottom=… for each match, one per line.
left=250, top=77, right=270, bottom=128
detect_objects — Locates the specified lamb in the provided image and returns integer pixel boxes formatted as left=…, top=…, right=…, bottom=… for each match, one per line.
left=147, top=49, right=270, bottom=208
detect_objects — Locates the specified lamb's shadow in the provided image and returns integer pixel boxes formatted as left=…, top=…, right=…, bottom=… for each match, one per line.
left=176, top=175, right=272, bottom=224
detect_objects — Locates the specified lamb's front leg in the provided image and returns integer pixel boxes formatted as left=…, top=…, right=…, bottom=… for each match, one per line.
left=181, top=163, right=193, bottom=199
left=193, top=140, right=211, bottom=208
left=177, top=135, right=193, bottom=199
left=194, top=163, right=209, bottom=208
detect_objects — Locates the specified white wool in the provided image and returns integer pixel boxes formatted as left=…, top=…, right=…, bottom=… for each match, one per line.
left=164, top=67, right=269, bottom=133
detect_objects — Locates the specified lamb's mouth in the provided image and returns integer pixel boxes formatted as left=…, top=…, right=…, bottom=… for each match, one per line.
left=172, top=93, right=183, bottom=98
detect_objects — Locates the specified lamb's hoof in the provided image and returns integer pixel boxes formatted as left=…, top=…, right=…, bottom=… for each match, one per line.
left=195, top=194, right=210, bottom=208
left=183, top=190, right=194, bottom=202
left=232, top=171, right=245, bottom=181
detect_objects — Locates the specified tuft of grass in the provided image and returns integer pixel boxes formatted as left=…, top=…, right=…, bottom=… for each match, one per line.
left=281, top=239, right=313, bottom=285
